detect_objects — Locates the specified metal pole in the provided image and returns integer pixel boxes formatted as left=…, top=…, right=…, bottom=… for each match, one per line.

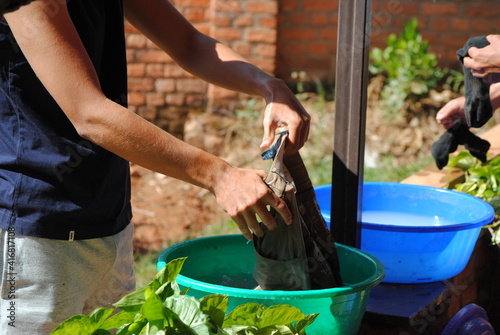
left=331, top=0, right=372, bottom=248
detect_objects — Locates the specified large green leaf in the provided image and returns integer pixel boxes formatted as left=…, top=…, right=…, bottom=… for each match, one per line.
left=223, top=303, right=264, bottom=327
left=88, top=308, right=115, bottom=327
left=156, top=257, right=186, bottom=285
left=258, top=305, right=305, bottom=329
left=100, top=311, right=136, bottom=331
left=142, top=294, right=169, bottom=322
left=164, top=295, right=218, bottom=335
left=50, top=315, right=98, bottom=335
left=113, top=286, right=149, bottom=313
left=199, top=294, right=229, bottom=327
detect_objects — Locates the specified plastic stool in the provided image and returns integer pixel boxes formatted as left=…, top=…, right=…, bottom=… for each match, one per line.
left=442, top=304, right=495, bottom=335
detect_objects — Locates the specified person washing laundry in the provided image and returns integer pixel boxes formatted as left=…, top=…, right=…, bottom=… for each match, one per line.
left=0, top=0, right=310, bottom=334
left=433, top=35, right=500, bottom=169
left=437, top=35, right=500, bottom=129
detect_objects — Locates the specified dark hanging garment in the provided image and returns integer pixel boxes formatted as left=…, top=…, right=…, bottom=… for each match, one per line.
left=253, top=132, right=343, bottom=290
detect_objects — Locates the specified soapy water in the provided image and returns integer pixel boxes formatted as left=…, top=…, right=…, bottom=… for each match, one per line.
left=362, top=211, right=456, bottom=227
left=201, top=273, right=258, bottom=289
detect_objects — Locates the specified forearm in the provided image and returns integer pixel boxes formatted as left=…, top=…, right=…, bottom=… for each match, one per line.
left=123, top=0, right=282, bottom=102
left=84, top=99, right=230, bottom=192
left=5, top=2, right=228, bottom=192
left=490, top=83, right=500, bottom=111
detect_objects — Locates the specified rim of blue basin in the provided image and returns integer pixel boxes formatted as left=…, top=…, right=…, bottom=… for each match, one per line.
left=314, top=182, right=495, bottom=233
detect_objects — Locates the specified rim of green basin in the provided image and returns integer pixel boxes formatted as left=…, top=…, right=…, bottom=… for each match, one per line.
left=157, top=235, right=385, bottom=299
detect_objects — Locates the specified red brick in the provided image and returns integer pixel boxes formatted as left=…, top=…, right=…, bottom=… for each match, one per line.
left=213, top=28, right=241, bottom=41
left=247, top=1, right=278, bottom=15
left=158, top=106, right=189, bottom=121
left=185, top=94, right=205, bottom=108
left=248, top=29, right=277, bottom=43
left=279, top=28, right=314, bottom=41
left=290, top=13, right=308, bottom=26
left=421, top=3, right=458, bottom=16
left=210, top=86, right=239, bottom=100
left=164, top=64, right=189, bottom=78
left=287, top=42, right=309, bottom=55
left=176, top=0, right=210, bottom=8
left=235, top=14, right=254, bottom=28
left=155, top=79, right=176, bottom=93
left=280, top=0, right=298, bottom=12
left=127, top=63, right=146, bottom=78
left=136, top=50, right=172, bottom=64
left=146, top=92, right=166, bottom=106
left=137, top=105, right=158, bottom=121
left=254, top=43, right=276, bottom=58
left=184, top=8, right=207, bottom=22
left=303, top=0, right=338, bottom=12
left=308, top=42, right=328, bottom=56
left=258, top=17, right=277, bottom=29
left=166, top=93, right=185, bottom=106
left=145, top=64, right=165, bottom=78
left=250, top=58, right=275, bottom=73
left=126, top=34, right=147, bottom=49
left=213, top=14, right=232, bottom=27
left=431, top=17, right=450, bottom=31
left=472, top=18, right=492, bottom=33
left=451, top=18, right=471, bottom=32
left=310, top=12, right=329, bottom=26
left=233, top=41, right=252, bottom=56
left=128, top=78, right=155, bottom=92
left=214, top=1, right=242, bottom=13
left=176, top=78, right=208, bottom=93
left=195, top=23, right=211, bottom=35
left=318, top=27, right=337, bottom=41
left=128, top=91, right=146, bottom=106
left=463, top=4, right=500, bottom=18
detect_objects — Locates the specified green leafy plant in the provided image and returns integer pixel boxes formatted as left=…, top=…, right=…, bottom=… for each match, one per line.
left=51, top=257, right=317, bottom=335
left=369, top=18, right=445, bottom=117
left=446, top=152, right=500, bottom=245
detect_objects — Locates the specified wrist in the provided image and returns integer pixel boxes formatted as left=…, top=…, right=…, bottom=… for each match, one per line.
left=254, top=76, right=287, bottom=103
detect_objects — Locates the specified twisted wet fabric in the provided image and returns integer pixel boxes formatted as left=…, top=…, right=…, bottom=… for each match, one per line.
left=432, top=36, right=493, bottom=169
left=457, top=36, right=492, bottom=128
left=0, top=0, right=35, bottom=15
left=253, top=132, right=342, bottom=290
left=431, top=119, right=490, bottom=169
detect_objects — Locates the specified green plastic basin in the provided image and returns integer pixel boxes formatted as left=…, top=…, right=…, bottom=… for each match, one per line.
left=157, top=234, right=384, bottom=335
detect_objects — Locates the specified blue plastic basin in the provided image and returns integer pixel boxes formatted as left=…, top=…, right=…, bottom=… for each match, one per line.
left=314, top=182, right=494, bottom=283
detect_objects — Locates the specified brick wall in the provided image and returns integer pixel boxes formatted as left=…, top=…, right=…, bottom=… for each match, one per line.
left=125, top=0, right=278, bottom=137
left=125, top=0, right=500, bottom=136
left=276, top=0, right=500, bottom=80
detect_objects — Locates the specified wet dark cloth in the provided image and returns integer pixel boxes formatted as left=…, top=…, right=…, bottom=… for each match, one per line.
left=431, top=119, right=490, bottom=169
left=0, top=0, right=35, bottom=15
left=0, top=0, right=132, bottom=240
left=457, top=36, right=493, bottom=128
left=253, top=132, right=342, bottom=290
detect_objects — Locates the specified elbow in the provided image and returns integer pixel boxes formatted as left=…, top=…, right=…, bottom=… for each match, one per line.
left=65, top=98, right=111, bottom=143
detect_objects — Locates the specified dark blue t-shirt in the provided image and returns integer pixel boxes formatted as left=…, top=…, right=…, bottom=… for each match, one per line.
left=0, top=0, right=132, bottom=240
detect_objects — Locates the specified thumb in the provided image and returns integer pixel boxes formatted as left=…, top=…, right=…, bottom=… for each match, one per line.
left=260, top=104, right=277, bottom=149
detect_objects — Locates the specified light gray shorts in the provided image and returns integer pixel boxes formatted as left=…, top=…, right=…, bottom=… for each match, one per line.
left=0, top=223, right=136, bottom=335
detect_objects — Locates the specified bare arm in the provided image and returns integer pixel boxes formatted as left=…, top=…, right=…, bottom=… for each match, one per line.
left=4, top=1, right=292, bottom=240
left=123, top=0, right=310, bottom=153
left=436, top=83, right=500, bottom=129
left=464, top=35, right=500, bottom=84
